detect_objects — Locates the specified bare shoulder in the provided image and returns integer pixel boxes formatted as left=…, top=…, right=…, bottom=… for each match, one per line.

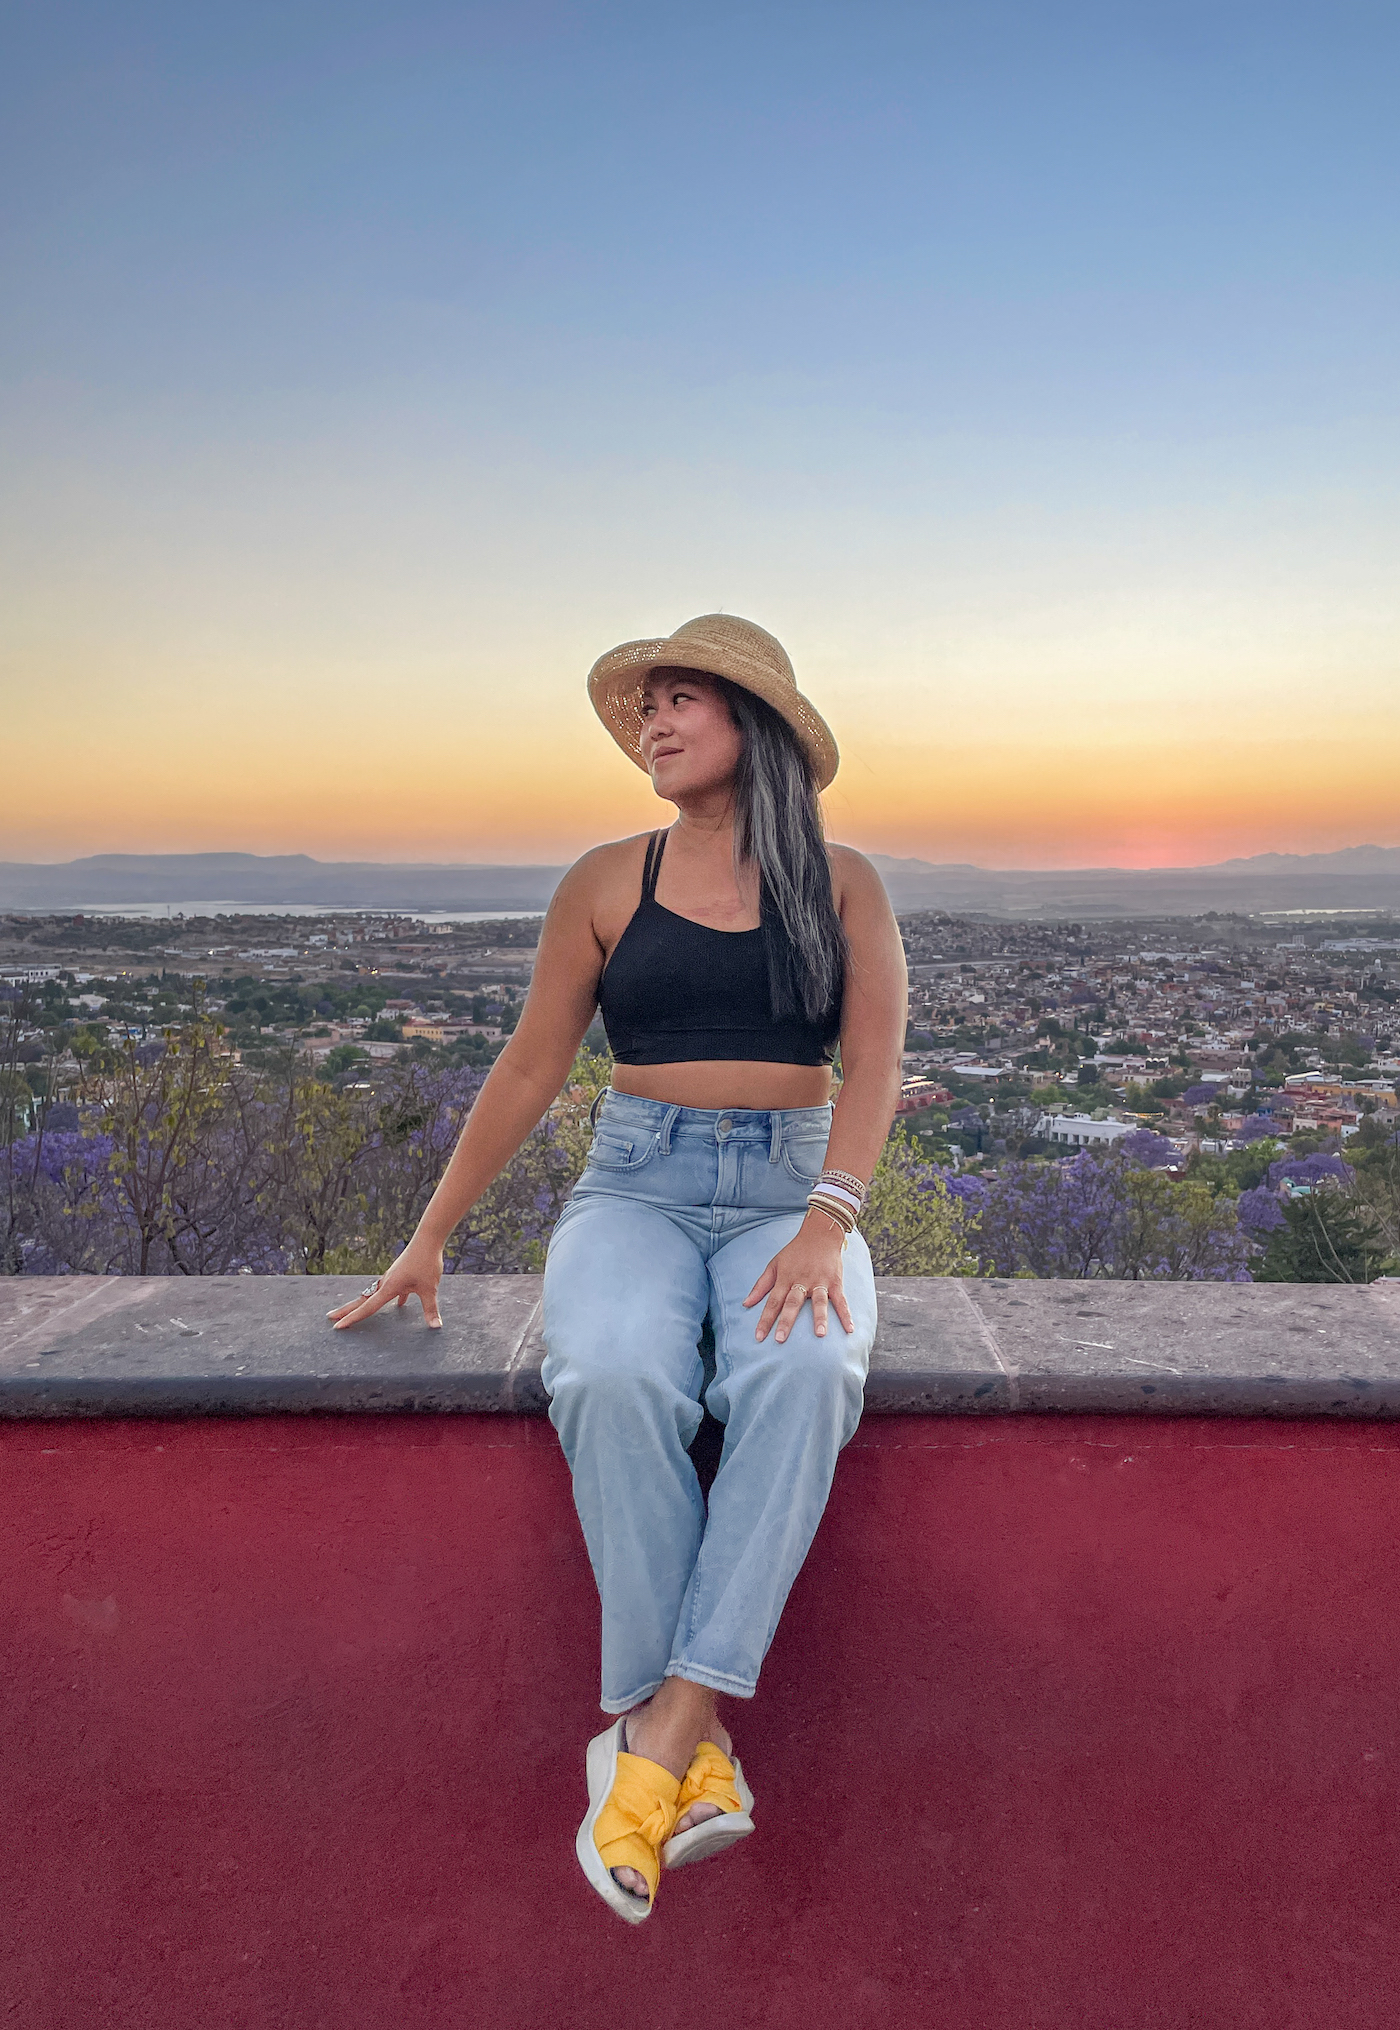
left=546, top=831, right=656, bottom=952
left=550, top=832, right=647, bottom=895
left=827, top=843, right=893, bottom=917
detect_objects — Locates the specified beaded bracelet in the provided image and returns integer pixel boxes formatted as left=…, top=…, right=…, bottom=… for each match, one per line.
left=806, top=1204, right=853, bottom=1247
left=819, top=1168, right=869, bottom=1205
left=805, top=1189, right=858, bottom=1234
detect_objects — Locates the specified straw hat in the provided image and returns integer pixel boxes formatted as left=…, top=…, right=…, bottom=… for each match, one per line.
left=587, top=613, right=840, bottom=792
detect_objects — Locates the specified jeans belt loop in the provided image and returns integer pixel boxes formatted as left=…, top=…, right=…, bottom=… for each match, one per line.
left=769, top=1110, right=783, bottom=1163
left=658, top=1104, right=681, bottom=1155
left=589, top=1088, right=607, bottom=1130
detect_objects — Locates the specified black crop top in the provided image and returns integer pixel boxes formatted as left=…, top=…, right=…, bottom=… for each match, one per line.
left=599, top=830, right=841, bottom=1067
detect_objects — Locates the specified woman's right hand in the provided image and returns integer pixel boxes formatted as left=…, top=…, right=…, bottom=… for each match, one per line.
left=326, top=1235, right=445, bottom=1331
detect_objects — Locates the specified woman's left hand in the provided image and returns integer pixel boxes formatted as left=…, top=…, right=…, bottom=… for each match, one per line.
left=743, top=1213, right=855, bottom=1343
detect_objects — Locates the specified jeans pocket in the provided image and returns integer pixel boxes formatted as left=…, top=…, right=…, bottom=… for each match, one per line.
left=781, top=1134, right=830, bottom=1185
left=587, top=1128, right=659, bottom=1173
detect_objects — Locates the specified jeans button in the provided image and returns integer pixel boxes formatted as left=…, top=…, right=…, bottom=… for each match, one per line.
left=717, top=1117, right=732, bottom=1139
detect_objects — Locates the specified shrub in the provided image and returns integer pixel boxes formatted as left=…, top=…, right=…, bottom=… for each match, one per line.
left=860, top=1136, right=978, bottom=1276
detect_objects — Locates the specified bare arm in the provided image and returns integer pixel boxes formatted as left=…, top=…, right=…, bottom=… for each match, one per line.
left=328, top=854, right=608, bottom=1329
left=746, top=847, right=907, bottom=1343
left=824, top=846, right=909, bottom=1181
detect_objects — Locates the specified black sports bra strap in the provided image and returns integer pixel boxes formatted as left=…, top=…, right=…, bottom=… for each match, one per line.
left=641, top=828, right=669, bottom=904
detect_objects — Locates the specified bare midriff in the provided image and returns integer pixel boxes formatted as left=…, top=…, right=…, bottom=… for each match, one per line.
left=609, top=1060, right=834, bottom=1111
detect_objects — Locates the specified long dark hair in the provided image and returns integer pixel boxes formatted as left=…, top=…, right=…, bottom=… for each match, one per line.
left=717, top=678, right=848, bottom=1026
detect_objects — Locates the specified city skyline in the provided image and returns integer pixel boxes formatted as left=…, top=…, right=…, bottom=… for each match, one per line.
left=5, top=2, right=1397, bottom=870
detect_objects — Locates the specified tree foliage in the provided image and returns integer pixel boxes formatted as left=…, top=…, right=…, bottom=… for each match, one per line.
left=861, top=1135, right=979, bottom=1276
left=1256, top=1193, right=1387, bottom=1284
left=940, top=1148, right=1250, bottom=1280
left=4, top=1002, right=1387, bottom=1284
left=0, top=1030, right=619, bottom=1279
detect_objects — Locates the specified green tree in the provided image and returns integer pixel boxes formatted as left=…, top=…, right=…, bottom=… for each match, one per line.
left=1342, top=1116, right=1400, bottom=1270
left=256, top=1073, right=378, bottom=1272
left=0, top=1068, right=33, bottom=1135
left=861, top=1135, right=978, bottom=1276
left=1117, top=1168, right=1243, bottom=1280
left=1257, top=1192, right=1386, bottom=1284
left=451, top=1049, right=611, bottom=1272
left=316, top=1043, right=370, bottom=1083
left=95, top=1003, right=239, bottom=1274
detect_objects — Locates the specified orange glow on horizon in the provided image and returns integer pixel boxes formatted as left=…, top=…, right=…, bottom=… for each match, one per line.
left=6, top=712, right=1398, bottom=871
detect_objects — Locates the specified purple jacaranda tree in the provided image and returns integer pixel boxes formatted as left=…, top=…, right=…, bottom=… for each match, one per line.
left=158, top=1077, right=288, bottom=1274
left=447, top=1058, right=610, bottom=1274
left=2, top=1022, right=599, bottom=1278
left=1269, top=1153, right=1353, bottom=1190
left=1234, top=1154, right=1357, bottom=1249
left=861, top=1137, right=977, bottom=1275
left=250, top=1060, right=487, bottom=1274
left=449, top=1111, right=588, bottom=1273
left=366, top=1064, right=487, bottom=1239
left=972, top=1153, right=1126, bottom=1276
left=1182, top=1084, right=1219, bottom=1108
left=894, top=1138, right=1250, bottom=1280
left=361, top=1063, right=490, bottom=1271
left=1236, top=1185, right=1287, bottom=1236
left=1119, top=1128, right=1178, bottom=1167
left=2, top=1088, right=283, bottom=1277
left=4, top=1011, right=1263, bottom=1282
left=1, top=1129, right=121, bottom=1273
left=1233, top=1115, right=1278, bottom=1145
left=93, top=1016, right=254, bottom=1274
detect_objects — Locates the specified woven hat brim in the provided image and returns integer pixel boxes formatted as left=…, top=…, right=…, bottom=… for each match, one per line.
left=587, top=637, right=840, bottom=792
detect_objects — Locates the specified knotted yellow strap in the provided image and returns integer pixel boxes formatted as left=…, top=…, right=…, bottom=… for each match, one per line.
left=676, top=1742, right=744, bottom=1819
left=594, top=1753, right=681, bottom=1905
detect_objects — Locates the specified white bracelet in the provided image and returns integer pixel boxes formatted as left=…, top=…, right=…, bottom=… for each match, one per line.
left=808, top=1205, right=851, bottom=1248
left=806, top=1191, right=857, bottom=1234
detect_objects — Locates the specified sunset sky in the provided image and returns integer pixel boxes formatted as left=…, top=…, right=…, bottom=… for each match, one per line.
left=4, top=1, right=1397, bottom=871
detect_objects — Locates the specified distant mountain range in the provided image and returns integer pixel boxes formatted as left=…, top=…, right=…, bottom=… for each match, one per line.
left=869, top=844, right=1400, bottom=919
left=1, top=845, right=1398, bottom=920
left=0, top=854, right=566, bottom=913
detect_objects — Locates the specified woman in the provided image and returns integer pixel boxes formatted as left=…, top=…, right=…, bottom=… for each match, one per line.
left=329, top=613, right=906, bottom=1922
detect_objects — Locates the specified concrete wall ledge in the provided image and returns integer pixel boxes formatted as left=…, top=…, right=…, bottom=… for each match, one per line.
left=4, top=1274, right=1400, bottom=1418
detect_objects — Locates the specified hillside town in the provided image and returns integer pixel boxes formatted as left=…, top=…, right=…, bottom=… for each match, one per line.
left=4, top=904, right=1399, bottom=1286
left=893, top=908, right=1400, bottom=1162
left=4, top=905, right=1397, bottom=1157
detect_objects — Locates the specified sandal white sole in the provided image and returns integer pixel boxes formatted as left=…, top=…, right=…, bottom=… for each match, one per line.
left=575, top=1720, right=657, bottom=1925
left=662, top=1757, right=756, bottom=1870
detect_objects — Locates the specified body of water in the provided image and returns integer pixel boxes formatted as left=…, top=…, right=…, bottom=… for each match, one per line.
left=21, top=903, right=546, bottom=924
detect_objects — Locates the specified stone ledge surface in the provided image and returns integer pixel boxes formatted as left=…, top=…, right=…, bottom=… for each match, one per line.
left=3, top=1274, right=1399, bottom=1418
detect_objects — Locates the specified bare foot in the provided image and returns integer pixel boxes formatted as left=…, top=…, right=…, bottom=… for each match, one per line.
left=606, top=1686, right=728, bottom=1900
left=672, top=1720, right=733, bottom=1836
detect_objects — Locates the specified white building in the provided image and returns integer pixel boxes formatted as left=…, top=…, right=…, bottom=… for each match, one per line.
left=0, top=965, right=61, bottom=986
left=1036, top=1113, right=1132, bottom=1150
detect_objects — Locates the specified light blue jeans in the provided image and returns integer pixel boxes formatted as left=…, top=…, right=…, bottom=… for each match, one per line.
left=541, top=1092, right=876, bottom=1712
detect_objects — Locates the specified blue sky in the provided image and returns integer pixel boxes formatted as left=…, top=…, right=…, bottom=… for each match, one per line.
left=4, top=1, right=1397, bottom=865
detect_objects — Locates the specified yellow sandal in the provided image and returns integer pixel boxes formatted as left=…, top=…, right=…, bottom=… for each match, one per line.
left=662, top=1740, right=756, bottom=1870
left=576, top=1719, right=680, bottom=1924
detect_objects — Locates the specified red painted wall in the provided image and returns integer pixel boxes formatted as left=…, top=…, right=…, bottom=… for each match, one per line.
left=5, top=1413, right=1400, bottom=2028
